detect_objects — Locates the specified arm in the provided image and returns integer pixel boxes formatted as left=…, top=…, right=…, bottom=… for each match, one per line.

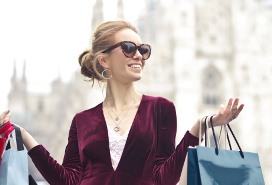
left=0, top=110, right=39, bottom=151
left=28, top=115, right=83, bottom=185
left=21, top=128, right=39, bottom=151
left=153, top=98, right=244, bottom=185
left=153, top=101, right=199, bottom=185
left=0, top=111, right=83, bottom=185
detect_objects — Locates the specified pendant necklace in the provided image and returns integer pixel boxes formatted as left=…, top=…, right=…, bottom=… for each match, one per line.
left=106, top=107, right=132, bottom=132
left=105, top=95, right=136, bottom=132
left=109, top=96, right=135, bottom=122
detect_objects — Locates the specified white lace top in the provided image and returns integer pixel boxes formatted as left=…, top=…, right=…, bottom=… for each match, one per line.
left=107, top=125, right=130, bottom=170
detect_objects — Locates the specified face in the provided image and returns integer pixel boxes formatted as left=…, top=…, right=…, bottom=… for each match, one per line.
left=101, top=28, right=147, bottom=84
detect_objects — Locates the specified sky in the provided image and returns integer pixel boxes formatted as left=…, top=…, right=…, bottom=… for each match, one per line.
left=0, top=0, right=145, bottom=112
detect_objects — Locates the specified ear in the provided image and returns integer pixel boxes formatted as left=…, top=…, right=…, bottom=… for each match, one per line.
left=97, top=54, right=110, bottom=69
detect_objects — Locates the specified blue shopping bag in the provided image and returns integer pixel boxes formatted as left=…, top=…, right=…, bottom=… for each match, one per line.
left=187, top=148, right=201, bottom=185
left=196, top=146, right=264, bottom=185
left=0, top=125, right=29, bottom=185
left=187, top=116, right=265, bottom=185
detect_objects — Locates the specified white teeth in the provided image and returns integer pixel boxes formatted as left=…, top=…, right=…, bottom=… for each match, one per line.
left=129, top=64, right=141, bottom=68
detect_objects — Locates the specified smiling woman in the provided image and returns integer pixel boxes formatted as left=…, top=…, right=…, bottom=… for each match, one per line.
left=0, top=20, right=244, bottom=185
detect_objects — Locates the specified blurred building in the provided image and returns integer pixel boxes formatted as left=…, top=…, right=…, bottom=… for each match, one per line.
left=8, top=63, right=101, bottom=180
left=137, top=0, right=272, bottom=183
left=8, top=0, right=272, bottom=183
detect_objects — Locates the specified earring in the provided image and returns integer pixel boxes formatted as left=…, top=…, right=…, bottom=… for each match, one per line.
left=102, top=69, right=112, bottom=80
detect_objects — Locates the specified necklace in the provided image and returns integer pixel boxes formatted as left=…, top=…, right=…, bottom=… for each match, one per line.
left=105, top=105, right=132, bottom=132
left=105, top=95, right=136, bottom=132
left=108, top=96, right=135, bottom=122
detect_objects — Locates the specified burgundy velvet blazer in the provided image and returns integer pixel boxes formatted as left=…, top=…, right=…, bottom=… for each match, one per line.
left=28, top=95, right=199, bottom=185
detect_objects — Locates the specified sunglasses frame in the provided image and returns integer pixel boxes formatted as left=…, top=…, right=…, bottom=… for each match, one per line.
left=102, top=41, right=151, bottom=60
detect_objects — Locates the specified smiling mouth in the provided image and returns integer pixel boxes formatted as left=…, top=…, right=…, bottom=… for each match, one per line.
left=128, top=64, right=141, bottom=69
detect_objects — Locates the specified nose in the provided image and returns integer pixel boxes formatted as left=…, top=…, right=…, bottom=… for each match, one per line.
left=133, top=49, right=143, bottom=60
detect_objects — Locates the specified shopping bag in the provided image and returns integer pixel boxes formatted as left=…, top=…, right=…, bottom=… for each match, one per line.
left=182, top=116, right=210, bottom=185
left=179, top=115, right=210, bottom=185
left=0, top=125, right=29, bottom=185
left=187, top=115, right=265, bottom=185
left=0, top=121, right=14, bottom=165
left=0, top=139, right=4, bottom=163
left=179, top=153, right=188, bottom=185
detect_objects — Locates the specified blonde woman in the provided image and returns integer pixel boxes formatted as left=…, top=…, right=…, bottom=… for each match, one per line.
left=0, top=20, right=244, bottom=185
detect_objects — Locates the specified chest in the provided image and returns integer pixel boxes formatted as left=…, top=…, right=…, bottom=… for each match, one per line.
left=103, top=105, right=139, bottom=136
left=77, top=105, right=157, bottom=171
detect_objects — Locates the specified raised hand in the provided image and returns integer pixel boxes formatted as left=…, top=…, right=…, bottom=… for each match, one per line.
left=0, top=110, right=11, bottom=128
left=212, top=98, right=244, bottom=127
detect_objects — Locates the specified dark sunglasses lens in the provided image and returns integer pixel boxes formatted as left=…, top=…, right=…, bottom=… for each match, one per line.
left=122, top=42, right=136, bottom=56
left=139, top=45, right=151, bottom=59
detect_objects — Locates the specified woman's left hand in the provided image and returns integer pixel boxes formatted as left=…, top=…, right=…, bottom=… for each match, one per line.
left=212, top=98, right=244, bottom=127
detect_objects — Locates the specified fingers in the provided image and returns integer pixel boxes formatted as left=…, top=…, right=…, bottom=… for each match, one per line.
left=231, top=98, right=239, bottom=112
left=230, top=98, right=243, bottom=116
left=0, top=109, right=11, bottom=124
left=4, top=114, right=11, bottom=123
left=215, top=98, right=244, bottom=126
left=219, top=104, right=224, bottom=115
left=225, top=98, right=233, bottom=113
left=0, top=109, right=10, bottom=119
left=224, top=98, right=235, bottom=121
left=233, top=104, right=244, bottom=117
left=228, top=98, right=244, bottom=122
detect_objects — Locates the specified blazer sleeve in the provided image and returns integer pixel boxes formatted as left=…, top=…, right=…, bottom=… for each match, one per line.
left=153, top=101, right=199, bottom=185
left=28, top=115, right=83, bottom=185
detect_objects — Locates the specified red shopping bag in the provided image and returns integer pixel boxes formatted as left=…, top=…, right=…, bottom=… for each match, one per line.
left=0, top=121, right=14, bottom=165
left=0, top=138, right=5, bottom=160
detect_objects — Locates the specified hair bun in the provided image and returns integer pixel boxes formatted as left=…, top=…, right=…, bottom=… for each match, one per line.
left=78, top=50, right=90, bottom=67
left=78, top=49, right=95, bottom=78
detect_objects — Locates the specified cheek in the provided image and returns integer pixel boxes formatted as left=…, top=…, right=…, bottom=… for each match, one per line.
left=142, top=60, right=146, bottom=70
left=110, top=59, right=127, bottom=74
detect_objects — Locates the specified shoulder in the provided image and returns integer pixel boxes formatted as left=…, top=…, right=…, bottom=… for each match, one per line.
left=143, top=94, right=173, bottom=105
left=142, top=94, right=175, bottom=111
left=143, top=95, right=177, bottom=125
left=73, top=103, right=102, bottom=120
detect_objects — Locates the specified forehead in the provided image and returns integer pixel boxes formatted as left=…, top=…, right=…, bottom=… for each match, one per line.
left=114, top=28, right=142, bottom=45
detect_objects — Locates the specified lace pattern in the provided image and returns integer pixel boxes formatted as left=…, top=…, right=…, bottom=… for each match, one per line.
left=107, top=125, right=130, bottom=170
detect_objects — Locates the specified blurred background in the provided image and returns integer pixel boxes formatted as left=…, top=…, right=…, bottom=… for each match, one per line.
left=1, top=0, right=272, bottom=184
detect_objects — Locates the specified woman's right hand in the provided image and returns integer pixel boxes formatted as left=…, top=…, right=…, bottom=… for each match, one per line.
left=0, top=109, right=11, bottom=128
left=0, top=110, right=25, bottom=133
left=0, top=109, right=38, bottom=151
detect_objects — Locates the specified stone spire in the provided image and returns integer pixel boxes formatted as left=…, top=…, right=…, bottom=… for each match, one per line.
left=22, top=60, right=26, bottom=83
left=11, top=60, right=17, bottom=84
left=10, top=60, right=19, bottom=93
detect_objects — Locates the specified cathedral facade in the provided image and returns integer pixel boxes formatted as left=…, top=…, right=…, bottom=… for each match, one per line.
left=8, top=0, right=272, bottom=183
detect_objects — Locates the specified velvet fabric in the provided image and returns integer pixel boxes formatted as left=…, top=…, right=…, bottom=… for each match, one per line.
left=28, top=95, right=199, bottom=185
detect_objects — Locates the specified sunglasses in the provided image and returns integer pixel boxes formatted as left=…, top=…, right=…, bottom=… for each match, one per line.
left=102, top=41, right=151, bottom=60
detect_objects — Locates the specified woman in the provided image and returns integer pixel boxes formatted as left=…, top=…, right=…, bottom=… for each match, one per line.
left=0, top=20, right=244, bottom=185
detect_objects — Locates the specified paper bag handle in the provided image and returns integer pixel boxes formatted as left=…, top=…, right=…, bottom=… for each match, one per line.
left=209, top=115, right=244, bottom=158
left=199, top=115, right=213, bottom=147
left=6, top=124, right=24, bottom=151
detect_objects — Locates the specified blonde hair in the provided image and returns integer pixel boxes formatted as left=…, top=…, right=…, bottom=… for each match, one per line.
left=78, top=20, right=138, bottom=86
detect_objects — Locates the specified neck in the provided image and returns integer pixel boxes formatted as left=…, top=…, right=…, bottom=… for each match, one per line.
left=104, top=81, right=140, bottom=112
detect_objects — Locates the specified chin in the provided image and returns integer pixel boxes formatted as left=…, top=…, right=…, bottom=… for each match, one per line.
left=126, top=70, right=142, bottom=82
left=134, top=77, right=142, bottom=82
left=128, top=75, right=142, bottom=82
left=133, top=73, right=143, bottom=81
